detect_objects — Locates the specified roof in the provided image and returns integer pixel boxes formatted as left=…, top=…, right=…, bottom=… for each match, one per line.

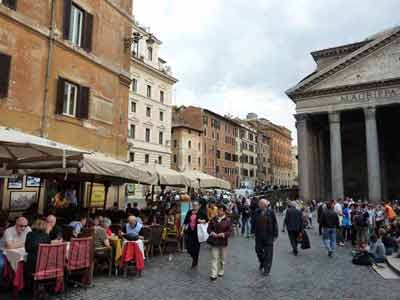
left=286, top=26, right=400, bottom=100
left=203, top=109, right=240, bottom=126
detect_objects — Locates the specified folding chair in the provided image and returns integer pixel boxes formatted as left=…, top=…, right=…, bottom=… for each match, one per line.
left=33, top=243, right=67, bottom=300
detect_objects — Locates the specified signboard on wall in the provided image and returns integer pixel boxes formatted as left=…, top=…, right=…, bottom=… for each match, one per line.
left=88, top=184, right=105, bottom=208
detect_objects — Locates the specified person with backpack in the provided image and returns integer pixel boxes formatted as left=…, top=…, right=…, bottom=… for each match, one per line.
left=320, top=201, right=340, bottom=257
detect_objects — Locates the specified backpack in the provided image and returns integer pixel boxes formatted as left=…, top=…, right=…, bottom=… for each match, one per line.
left=354, top=211, right=369, bottom=227
left=352, top=251, right=373, bottom=266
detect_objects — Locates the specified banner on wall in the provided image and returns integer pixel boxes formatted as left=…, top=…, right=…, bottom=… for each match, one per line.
left=88, top=184, right=105, bottom=208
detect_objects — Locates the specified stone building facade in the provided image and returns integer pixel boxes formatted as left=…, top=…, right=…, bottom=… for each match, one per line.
left=287, top=26, right=400, bottom=203
left=0, top=0, right=134, bottom=210
left=171, top=106, right=203, bottom=172
left=246, top=114, right=292, bottom=186
left=127, top=23, right=177, bottom=167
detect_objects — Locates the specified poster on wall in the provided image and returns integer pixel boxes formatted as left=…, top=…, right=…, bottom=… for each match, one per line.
left=127, top=183, right=135, bottom=194
left=88, top=184, right=105, bottom=208
left=10, top=191, right=37, bottom=211
left=7, top=177, right=23, bottom=189
left=26, top=176, right=41, bottom=188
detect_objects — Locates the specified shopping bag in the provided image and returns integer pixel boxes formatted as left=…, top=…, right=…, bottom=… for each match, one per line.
left=197, top=223, right=209, bottom=243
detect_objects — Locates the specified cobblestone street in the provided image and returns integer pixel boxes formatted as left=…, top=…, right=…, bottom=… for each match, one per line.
left=46, top=219, right=400, bottom=300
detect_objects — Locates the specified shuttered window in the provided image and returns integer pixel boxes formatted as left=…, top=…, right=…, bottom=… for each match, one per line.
left=56, top=77, right=89, bottom=119
left=1, top=0, right=17, bottom=10
left=0, top=52, right=11, bottom=98
left=63, top=0, right=93, bottom=52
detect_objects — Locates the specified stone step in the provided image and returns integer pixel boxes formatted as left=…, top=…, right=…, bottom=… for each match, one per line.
left=386, top=255, right=400, bottom=276
left=373, top=263, right=400, bottom=280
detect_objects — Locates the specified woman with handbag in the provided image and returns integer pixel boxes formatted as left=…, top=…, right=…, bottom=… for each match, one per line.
left=183, top=200, right=208, bottom=268
left=207, top=204, right=232, bottom=281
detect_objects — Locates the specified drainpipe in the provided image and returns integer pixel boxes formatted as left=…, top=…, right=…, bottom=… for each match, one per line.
left=40, top=0, right=56, bottom=138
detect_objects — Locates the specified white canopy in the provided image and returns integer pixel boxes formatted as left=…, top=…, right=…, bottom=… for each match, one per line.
left=14, top=153, right=156, bottom=185
left=0, top=127, right=85, bottom=163
left=138, top=164, right=195, bottom=187
left=181, top=170, right=231, bottom=190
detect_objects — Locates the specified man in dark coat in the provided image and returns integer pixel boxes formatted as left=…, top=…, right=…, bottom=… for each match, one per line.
left=283, top=201, right=303, bottom=256
left=252, top=199, right=278, bottom=276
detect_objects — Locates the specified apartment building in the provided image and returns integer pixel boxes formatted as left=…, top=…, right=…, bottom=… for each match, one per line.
left=0, top=0, right=134, bottom=210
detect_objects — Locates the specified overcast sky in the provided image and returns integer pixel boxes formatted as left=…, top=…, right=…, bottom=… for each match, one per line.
left=134, top=0, right=399, bottom=141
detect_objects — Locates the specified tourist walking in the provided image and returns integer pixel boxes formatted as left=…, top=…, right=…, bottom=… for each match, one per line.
left=283, top=201, right=303, bottom=256
left=183, top=200, right=208, bottom=268
left=241, top=198, right=251, bottom=238
left=252, top=199, right=278, bottom=276
left=207, top=204, right=232, bottom=281
left=321, top=201, right=340, bottom=257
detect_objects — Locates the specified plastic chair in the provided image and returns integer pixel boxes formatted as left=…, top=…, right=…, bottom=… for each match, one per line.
left=33, top=243, right=67, bottom=300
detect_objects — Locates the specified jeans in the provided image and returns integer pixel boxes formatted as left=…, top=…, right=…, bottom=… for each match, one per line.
left=0, top=251, right=5, bottom=285
left=210, top=247, right=226, bottom=278
left=242, top=218, right=251, bottom=236
left=323, top=228, right=337, bottom=253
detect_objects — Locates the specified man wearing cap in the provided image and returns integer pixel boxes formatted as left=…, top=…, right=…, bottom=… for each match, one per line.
left=252, top=199, right=278, bottom=276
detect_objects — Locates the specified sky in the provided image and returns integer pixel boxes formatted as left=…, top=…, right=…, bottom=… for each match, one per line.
left=134, top=0, right=399, bottom=141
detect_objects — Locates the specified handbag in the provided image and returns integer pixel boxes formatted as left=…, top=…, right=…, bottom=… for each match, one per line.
left=197, top=223, right=209, bottom=243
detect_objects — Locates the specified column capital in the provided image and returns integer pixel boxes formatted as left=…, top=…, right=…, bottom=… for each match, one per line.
left=364, top=106, right=376, bottom=121
left=328, top=111, right=341, bottom=124
left=294, top=113, right=309, bottom=122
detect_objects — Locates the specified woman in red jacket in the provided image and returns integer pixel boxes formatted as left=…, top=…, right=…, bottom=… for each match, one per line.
left=207, top=204, right=232, bottom=281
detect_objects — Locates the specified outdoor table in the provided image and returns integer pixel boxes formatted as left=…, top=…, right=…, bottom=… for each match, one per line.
left=3, top=248, right=26, bottom=292
left=109, top=237, right=145, bottom=265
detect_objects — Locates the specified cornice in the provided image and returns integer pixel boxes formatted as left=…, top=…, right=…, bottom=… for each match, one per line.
left=131, top=57, right=178, bottom=84
left=291, top=77, right=400, bottom=100
left=311, top=41, right=369, bottom=59
left=287, top=28, right=400, bottom=98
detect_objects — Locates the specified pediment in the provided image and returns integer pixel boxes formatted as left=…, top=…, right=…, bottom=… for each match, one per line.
left=307, top=37, right=400, bottom=92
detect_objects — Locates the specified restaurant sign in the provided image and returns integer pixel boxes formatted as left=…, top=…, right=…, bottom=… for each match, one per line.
left=340, top=87, right=400, bottom=103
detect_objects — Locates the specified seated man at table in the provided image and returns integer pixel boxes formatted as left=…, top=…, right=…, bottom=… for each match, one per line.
left=46, top=215, right=63, bottom=242
left=0, top=217, right=31, bottom=286
left=95, top=219, right=110, bottom=249
left=25, top=219, right=51, bottom=286
left=69, top=215, right=87, bottom=238
left=122, top=216, right=143, bottom=241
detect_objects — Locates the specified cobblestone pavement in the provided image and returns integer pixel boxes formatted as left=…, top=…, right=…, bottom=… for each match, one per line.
left=5, top=218, right=400, bottom=300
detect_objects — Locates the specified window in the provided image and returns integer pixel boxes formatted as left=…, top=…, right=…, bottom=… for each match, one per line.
left=146, top=107, right=151, bottom=117
left=130, top=101, right=136, bottom=113
left=132, top=40, right=139, bottom=57
left=216, top=150, right=220, bottom=159
left=129, top=124, right=135, bottom=139
left=131, top=78, right=137, bottom=93
left=173, top=155, right=177, bottom=164
left=129, top=152, right=135, bottom=162
left=147, top=85, right=152, bottom=98
left=198, top=143, right=200, bottom=151
left=198, top=157, right=201, bottom=166
left=203, top=116, right=208, bottom=126
left=188, top=155, right=191, bottom=164
left=159, top=131, right=163, bottom=145
left=62, top=82, right=78, bottom=117
left=216, top=166, right=219, bottom=174
left=145, top=128, right=150, bottom=143
left=174, top=140, right=177, bottom=148
left=159, top=111, right=164, bottom=121
left=56, top=78, right=89, bottom=119
left=188, top=140, right=191, bottom=149
left=1, top=0, right=17, bottom=10
left=0, top=52, right=11, bottom=98
left=160, top=91, right=164, bottom=103
left=145, top=154, right=149, bottom=164
left=147, top=47, right=153, bottom=61
left=64, top=2, right=93, bottom=51
left=158, top=156, right=162, bottom=164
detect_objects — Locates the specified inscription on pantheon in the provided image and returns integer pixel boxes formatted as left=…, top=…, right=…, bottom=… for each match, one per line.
left=340, top=87, right=400, bottom=103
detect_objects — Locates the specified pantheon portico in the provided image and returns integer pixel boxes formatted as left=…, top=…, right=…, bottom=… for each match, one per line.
left=286, top=26, right=400, bottom=203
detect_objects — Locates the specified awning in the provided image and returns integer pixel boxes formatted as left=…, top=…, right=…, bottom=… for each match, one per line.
left=13, top=153, right=156, bottom=185
left=0, top=127, right=85, bottom=164
left=181, top=170, right=231, bottom=190
left=137, top=164, right=197, bottom=187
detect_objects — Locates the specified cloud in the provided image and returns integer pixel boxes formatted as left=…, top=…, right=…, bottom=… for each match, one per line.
left=134, top=0, right=400, bottom=143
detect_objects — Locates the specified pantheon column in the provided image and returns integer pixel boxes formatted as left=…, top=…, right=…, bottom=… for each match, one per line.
left=295, top=114, right=313, bottom=202
left=364, top=107, right=382, bottom=203
left=329, top=111, right=344, bottom=200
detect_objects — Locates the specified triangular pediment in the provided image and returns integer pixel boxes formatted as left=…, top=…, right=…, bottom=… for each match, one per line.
left=308, top=37, right=400, bottom=91
left=286, top=26, right=400, bottom=99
